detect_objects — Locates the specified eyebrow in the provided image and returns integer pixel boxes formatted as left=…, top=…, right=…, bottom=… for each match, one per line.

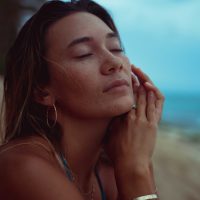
left=67, top=32, right=119, bottom=49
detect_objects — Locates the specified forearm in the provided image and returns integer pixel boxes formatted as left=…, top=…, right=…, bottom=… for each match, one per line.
left=115, top=162, right=159, bottom=200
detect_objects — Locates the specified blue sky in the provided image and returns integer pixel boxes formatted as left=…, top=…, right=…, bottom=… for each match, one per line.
left=94, top=0, right=200, bottom=93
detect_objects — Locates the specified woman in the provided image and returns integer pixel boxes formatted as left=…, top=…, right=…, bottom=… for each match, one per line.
left=0, top=1, right=164, bottom=200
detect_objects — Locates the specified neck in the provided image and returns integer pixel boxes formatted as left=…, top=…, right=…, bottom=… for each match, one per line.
left=58, top=115, right=111, bottom=191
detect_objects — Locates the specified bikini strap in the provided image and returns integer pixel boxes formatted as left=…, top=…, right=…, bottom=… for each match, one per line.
left=95, top=166, right=107, bottom=200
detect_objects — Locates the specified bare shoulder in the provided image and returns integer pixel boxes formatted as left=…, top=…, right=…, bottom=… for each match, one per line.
left=0, top=136, right=83, bottom=200
left=0, top=136, right=59, bottom=172
left=97, top=152, right=118, bottom=200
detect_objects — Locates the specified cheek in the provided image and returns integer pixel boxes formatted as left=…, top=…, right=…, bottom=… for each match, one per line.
left=50, top=57, right=134, bottom=118
left=67, top=69, right=97, bottom=94
left=53, top=67, right=100, bottom=104
left=122, top=55, right=131, bottom=70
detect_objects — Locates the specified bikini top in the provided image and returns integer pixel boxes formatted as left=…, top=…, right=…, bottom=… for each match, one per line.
left=0, top=137, right=107, bottom=200
left=60, top=154, right=107, bottom=200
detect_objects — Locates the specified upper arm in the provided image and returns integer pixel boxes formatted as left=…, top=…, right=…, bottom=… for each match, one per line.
left=0, top=152, right=83, bottom=200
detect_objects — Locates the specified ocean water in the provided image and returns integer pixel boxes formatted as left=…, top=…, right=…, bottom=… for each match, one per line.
left=161, top=91, right=200, bottom=134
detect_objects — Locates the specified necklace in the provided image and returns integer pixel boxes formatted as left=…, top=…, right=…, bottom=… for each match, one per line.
left=40, top=136, right=96, bottom=200
left=60, top=154, right=95, bottom=200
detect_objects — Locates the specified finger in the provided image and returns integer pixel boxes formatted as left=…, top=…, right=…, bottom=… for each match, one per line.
left=131, top=64, right=141, bottom=85
left=136, top=85, right=147, bottom=119
left=131, top=71, right=140, bottom=90
left=144, top=82, right=164, bottom=100
left=122, top=107, right=137, bottom=130
left=144, top=82, right=165, bottom=122
left=134, top=93, right=138, bottom=108
left=131, top=64, right=154, bottom=85
left=147, top=91, right=156, bottom=123
left=131, top=64, right=165, bottom=120
left=126, top=107, right=137, bottom=121
left=131, top=72, right=139, bottom=104
left=156, top=98, right=164, bottom=122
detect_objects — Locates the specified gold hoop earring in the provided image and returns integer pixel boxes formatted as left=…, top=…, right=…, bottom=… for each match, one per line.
left=46, top=104, right=57, bottom=128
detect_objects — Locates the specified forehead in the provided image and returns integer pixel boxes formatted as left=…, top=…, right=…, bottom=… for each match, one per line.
left=45, top=12, right=113, bottom=54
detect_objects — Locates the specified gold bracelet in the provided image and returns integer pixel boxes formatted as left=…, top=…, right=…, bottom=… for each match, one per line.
left=133, top=194, right=158, bottom=200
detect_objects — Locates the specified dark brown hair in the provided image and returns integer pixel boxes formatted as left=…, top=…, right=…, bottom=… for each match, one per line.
left=1, top=0, right=120, bottom=143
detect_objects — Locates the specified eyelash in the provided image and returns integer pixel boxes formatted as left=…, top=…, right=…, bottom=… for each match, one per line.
left=75, top=53, right=93, bottom=59
left=75, top=48, right=124, bottom=59
left=111, top=48, right=124, bottom=53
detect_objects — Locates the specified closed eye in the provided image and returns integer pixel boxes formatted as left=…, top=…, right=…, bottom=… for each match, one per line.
left=75, top=48, right=124, bottom=59
left=75, top=53, right=93, bottom=59
left=110, top=48, right=124, bottom=53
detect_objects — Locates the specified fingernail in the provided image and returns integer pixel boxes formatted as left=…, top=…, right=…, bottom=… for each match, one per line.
left=131, top=71, right=135, bottom=76
left=131, top=72, right=140, bottom=86
left=131, top=64, right=137, bottom=68
left=149, top=91, right=154, bottom=97
left=145, top=82, right=153, bottom=87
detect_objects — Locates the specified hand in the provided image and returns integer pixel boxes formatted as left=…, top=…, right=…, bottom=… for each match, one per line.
left=131, top=64, right=165, bottom=123
left=104, top=64, right=165, bottom=174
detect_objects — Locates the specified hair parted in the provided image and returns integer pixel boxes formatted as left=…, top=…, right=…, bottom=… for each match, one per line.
left=0, top=0, right=120, bottom=144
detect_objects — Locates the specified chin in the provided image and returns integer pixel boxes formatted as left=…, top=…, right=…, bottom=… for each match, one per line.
left=107, top=97, right=134, bottom=117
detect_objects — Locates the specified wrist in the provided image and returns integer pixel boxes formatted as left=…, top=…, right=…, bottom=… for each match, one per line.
left=114, top=158, right=152, bottom=177
left=114, top=161, right=157, bottom=200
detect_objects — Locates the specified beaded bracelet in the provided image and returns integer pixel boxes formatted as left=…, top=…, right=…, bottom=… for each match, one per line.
left=133, top=194, right=158, bottom=200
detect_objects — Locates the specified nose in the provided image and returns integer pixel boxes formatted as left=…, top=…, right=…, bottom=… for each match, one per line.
left=100, top=53, right=124, bottom=75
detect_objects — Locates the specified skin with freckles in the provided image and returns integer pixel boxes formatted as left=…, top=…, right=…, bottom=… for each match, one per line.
left=45, top=12, right=135, bottom=119
left=40, top=13, right=136, bottom=198
left=42, top=12, right=164, bottom=199
left=0, top=8, right=164, bottom=200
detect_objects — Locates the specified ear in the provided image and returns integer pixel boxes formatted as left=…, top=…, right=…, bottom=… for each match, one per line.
left=33, top=86, right=55, bottom=106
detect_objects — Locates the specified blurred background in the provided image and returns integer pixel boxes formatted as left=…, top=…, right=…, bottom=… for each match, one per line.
left=0, top=0, right=200, bottom=199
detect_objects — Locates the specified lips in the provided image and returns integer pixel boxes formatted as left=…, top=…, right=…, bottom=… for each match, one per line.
left=103, top=79, right=129, bottom=92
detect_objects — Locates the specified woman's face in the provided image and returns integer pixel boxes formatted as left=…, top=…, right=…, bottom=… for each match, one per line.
left=45, top=12, right=135, bottom=119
